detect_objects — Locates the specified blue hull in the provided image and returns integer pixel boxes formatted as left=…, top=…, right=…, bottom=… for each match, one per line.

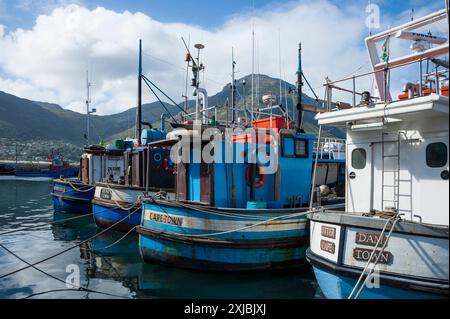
left=16, top=167, right=77, bottom=178
left=138, top=201, right=310, bottom=271
left=312, top=266, right=446, bottom=299
left=92, top=202, right=142, bottom=232
left=51, top=180, right=94, bottom=214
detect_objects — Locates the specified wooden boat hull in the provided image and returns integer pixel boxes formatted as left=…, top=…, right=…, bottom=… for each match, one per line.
left=137, top=200, right=313, bottom=271
left=92, top=184, right=144, bottom=232
left=51, top=179, right=94, bottom=214
left=92, top=199, right=142, bottom=232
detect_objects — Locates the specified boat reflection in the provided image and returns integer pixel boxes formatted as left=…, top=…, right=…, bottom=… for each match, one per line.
left=81, top=228, right=320, bottom=299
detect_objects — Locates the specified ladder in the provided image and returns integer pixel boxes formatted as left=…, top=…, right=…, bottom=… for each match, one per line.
left=381, top=132, right=400, bottom=212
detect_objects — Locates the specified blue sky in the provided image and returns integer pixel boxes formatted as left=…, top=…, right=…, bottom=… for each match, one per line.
left=0, top=0, right=439, bottom=31
left=0, top=0, right=447, bottom=114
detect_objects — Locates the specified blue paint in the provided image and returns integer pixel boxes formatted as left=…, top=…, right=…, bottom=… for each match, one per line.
left=312, top=266, right=445, bottom=299
left=141, top=129, right=165, bottom=145
left=141, top=202, right=307, bottom=240
left=139, top=201, right=309, bottom=270
left=92, top=202, right=142, bottom=231
left=51, top=180, right=94, bottom=214
left=140, top=233, right=307, bottom=268
left=16, top=167, right=77, bottom=178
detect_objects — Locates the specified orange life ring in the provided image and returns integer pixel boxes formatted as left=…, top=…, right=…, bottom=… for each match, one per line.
left=246, top=163, right=266, bottom=188
left=162, top=156, right=175, bottom=174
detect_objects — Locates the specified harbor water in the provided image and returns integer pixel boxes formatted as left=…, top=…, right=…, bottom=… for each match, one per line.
left=0, top=178, right=322, bottom=299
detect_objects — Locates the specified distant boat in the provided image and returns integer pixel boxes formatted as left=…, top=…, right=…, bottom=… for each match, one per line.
left=15, top=153, right=78, bottom=178
left=0, top=163, right=15, bottom=175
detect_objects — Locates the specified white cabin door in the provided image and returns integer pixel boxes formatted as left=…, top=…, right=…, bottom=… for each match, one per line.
left=413, top=135, right=449, bottom=225
left=346, top=143, right=372, bottom=213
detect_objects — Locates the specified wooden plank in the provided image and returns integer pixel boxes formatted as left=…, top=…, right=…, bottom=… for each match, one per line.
left=200, top=162, right=214, bottom=206
left=177, top=161, right=187, bottom=201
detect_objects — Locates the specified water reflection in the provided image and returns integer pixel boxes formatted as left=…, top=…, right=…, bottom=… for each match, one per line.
left=1, top=179, right=322, bottom=299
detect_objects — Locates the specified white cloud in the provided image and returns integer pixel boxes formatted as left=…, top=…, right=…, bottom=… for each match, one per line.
left=0, top=1, right=445, bottom=115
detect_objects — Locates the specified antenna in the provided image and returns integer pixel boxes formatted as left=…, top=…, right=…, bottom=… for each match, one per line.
left=183, top=34, right=191, bottom=113
left=251, top=29, right=255, bottom=123
left=85, top=70, right=96, bottom=146
left=135, top=39, right=143, bottom=141
left=193, top=42, right=205, bottom=123
left=231, top=47, right=236, bottom=124
left=251, top=0, right=255, bottom=123
left=278, top=29, right=282, bottom=106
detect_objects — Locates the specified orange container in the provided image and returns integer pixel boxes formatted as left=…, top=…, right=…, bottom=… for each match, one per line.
left=252, top=117, right=287, bottom=130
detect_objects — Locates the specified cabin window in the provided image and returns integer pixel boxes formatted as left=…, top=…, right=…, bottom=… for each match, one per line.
left=295, top=139, right=309, bottom=157
left=282, top=136, right=309, bottom=158
left=426, top=142, right=447, bottom=168
left=351, top=148, right=366, bottom=169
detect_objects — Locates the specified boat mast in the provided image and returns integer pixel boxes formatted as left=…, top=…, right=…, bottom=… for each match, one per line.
left=85, top=70, right=92, bottom=146
left=135, top=39, right=143, bottom=141
left=251, top=28, right=255, bottom=123
left=278, top=29, right=282, bottom=107
left=231, top=47, right=236, bottom=124
left=296, top=42, right=304, bottom=132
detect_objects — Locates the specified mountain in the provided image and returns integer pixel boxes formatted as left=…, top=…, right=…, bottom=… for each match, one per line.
left=0, top=74, right=344, bottom=146
left=0, top=90, right=179, bottom=144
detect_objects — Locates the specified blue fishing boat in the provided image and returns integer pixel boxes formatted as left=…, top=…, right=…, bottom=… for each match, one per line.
left=137, top=43, right=346, bottom=271
left=91, top=144, right=176, bottom=232
left=91, top=40, right=176, bottom=232
left=16, top=153, right=78, bottom=178
left=306, top=9, right=449, bottom=299
left=52, top=178, right=95, bottom=214
left=51, top=144, right=127, bottom=214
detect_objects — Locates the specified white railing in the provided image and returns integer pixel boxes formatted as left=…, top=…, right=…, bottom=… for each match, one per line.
left=313, top=137, right=346, bottom=160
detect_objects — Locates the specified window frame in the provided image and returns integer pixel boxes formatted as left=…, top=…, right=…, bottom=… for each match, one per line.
left=281, top=135, right=310, bottom=158
left=351, top=148, right=367, bottom=170
left=426, top=142, right=448, bottom=168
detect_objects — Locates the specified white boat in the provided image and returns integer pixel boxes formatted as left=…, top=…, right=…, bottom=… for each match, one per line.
left=306, top=8, right=449, bottom=299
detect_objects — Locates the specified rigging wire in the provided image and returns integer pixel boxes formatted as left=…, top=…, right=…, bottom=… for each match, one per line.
left=0, top=206, right=140, bottom=280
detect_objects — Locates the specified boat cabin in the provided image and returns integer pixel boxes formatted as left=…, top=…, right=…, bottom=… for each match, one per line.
left=316, top=9, right=449, bottom=226
left=79, top=145, right=126, bottom=185
left=171, top=119, right=345, bottom=209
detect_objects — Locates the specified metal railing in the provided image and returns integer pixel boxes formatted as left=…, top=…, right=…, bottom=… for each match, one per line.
left=313, top=137, right=346, bottom=160
left=323, top=57, right=449, bottom=112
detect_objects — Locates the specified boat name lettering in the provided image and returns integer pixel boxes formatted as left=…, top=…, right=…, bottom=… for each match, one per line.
left=100, top=189, right=112, bottom=200
left=320, top=240, right=335, bottom=254
left=147, top=211, right=183, bottom=226
left=355, top=232, right=387, bottom=247
left=321, top=226, right=336, bottom=239
left=353, top=248, right=393, bottom=265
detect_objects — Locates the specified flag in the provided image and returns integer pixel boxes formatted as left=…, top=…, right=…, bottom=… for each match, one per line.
left=381, top=37, right=390, bottom=62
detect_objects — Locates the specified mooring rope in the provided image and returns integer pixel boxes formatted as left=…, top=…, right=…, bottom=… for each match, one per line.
left=0, top=242, right=130, bottom=299
left=353, top=216, right=401, bottom=299
left=164, top=209, right=310, bottom=238
left=347, top=214, right=401, bottom=299
left=0, top=206, right=141, bottom=280
left=0, top=205, right=124, bottom=237
left=96, top=226, right=138, bottom=251
left=22, top=288, right=126, bottom=299
left=105, top=183, right=142, bottom=211
left=66, top=180, right=96, bottom=193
